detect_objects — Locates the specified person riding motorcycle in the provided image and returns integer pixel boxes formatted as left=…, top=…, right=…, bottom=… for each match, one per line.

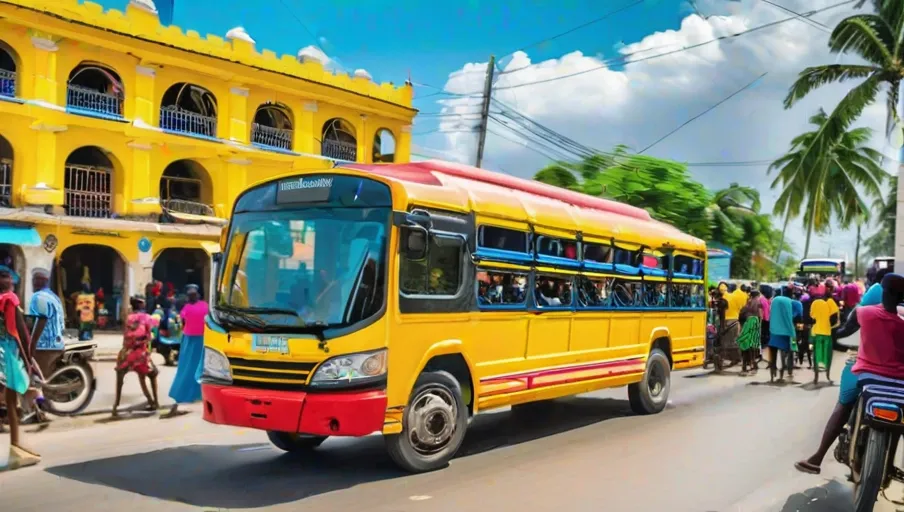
left=794, top=273, right=904, bottom=475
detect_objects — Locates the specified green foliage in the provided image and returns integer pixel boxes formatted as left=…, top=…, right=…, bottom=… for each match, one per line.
left=533, top=150, right=793, bottom=281
left=865, top=174, right=897, bottom=257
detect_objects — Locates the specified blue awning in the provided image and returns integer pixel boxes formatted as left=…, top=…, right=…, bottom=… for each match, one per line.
left=0, top=225, right=42, bottom=247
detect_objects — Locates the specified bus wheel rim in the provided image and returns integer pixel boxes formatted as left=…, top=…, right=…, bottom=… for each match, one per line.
left=648, top=361, right=666, bottom=399
left=407, top=386, right=457, bottom=456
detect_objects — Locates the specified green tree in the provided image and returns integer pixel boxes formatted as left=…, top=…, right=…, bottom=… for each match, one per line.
left=706, top=184, right=761, bottom=249
left=769, top=109, right=886, bottom=257
left=865, top=174, right=897, bottom=257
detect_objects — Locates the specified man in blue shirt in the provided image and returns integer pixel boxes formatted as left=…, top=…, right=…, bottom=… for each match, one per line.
left=28, top=268, right=66, bottom=378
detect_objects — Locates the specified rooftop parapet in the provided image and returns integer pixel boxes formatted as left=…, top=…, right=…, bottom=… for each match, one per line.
left=0, top=0, right=413, bottom=107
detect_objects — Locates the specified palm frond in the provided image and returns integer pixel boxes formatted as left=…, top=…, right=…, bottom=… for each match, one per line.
left=829, top=14, right=895, bottom=66
left=783, top=65, right=879, bottom=109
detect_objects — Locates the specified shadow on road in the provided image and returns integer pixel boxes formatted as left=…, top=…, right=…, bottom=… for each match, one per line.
left=779, top=479, right=852, bottom=511
left=44, top=396, right=632, bottom=508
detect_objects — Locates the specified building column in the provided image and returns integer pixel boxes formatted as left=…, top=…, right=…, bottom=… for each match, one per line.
left=297, top=101, right=317, bottom=155
left=133, top=65, right=157, bottom=126
left=23, top=125, right=66, bottom=207
left=224, top=157, right=250, bottom=216
left=397, top=124, right=412, bottom=163
left=357, top=114, right=369, bottom=163
left=29, top=31, right=61, bottom=107
left=126, top=140, right=158, bottom=217
left=228, top=86, right=250, bottom=144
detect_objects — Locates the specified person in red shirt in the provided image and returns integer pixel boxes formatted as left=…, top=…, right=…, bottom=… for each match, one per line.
left=794, top=274, right=904, bottom=474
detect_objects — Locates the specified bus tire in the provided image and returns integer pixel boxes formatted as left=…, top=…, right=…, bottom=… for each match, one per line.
left=385, top=370, right=468, bottom=473
left=628, top=348, right=671, bottom=415
left=267, top=431, right=327, bottom=453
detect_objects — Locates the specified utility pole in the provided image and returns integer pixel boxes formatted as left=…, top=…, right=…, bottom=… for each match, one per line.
left=475, top=55, right=495, bottom=168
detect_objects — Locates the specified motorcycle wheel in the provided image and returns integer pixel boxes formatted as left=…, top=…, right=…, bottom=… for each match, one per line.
left=43, top=362, right=96, bottom=416
left=854, top=428, right=890, bottom=512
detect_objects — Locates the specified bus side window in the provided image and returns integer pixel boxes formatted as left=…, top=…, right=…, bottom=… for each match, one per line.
left=576, top=276, right=610, bottom=307
left=535, top=274, right=573, bottom=307
left=477, top=269, right=528, bottom=307
left=400, top=234, right=463, bottom=296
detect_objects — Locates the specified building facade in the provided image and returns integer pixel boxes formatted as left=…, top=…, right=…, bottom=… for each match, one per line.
left=0, top=0, right=416, bottom=324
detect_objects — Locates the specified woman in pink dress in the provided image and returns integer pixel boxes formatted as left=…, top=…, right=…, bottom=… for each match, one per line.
left=162, top=284, right=208, bottom=419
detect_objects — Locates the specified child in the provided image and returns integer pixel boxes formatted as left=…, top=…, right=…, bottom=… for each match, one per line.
left=111, top=295, right=160, bottom=417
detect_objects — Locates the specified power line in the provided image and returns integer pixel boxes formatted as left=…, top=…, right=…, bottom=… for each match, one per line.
left=639, top=72, right=769, bottom=153
left=486, top=0, right=853, bottom=92
left=760, top=0, right=832, bottom=32
left=504, top=1, right=646, bottom=57
left=277, top=0, right=327, bottom=53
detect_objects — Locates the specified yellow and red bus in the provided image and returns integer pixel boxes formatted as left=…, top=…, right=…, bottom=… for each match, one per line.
left=200, top=160, right=707, bottom=472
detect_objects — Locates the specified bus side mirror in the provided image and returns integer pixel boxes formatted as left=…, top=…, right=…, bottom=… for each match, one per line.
left=400, top=225, right=428, bottom=260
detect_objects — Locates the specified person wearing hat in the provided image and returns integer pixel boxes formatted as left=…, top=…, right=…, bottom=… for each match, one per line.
left=795, top=274, right=904, bottom=475
left=0, top=264, right=41, bottom=470
left=162, top=284, right=208, bottom=419
left=27, top=267, right=66, bottom=380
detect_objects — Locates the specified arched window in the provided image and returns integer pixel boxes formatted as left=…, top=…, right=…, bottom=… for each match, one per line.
left=251, top=102, right=294, bottom=151
left=321, top=118, right=357, bottom=161
left=64, top=146, right=115, bottom=218
left=160, top=83, right=217, bottom=138
left=0, top=135, right=12, bottom=206
left=0, top=41, right=19, bottom=98
left=159, top=159, right=214, bottom=216
left=67, top=62, right=124, bottom=118
left=372, top=128, right=396, bottom=163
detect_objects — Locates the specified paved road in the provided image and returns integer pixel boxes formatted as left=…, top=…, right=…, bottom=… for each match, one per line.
left=4, top=351, right=901, bottom=512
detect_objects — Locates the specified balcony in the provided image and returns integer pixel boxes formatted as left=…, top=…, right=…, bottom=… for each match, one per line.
left=66, top=84, right=123, bottom=119
left=161, top=198, right=215, bottom=217
left=64, top=164, right=113, bottom=219
left=251, top=123, right=293, bottom=151
left=0, top=158, right=11, bottom=207
left=322, top=139, right=358, bottom=161
left=0, top=69, right=15, bottom=98
left=160, top=106, right=217, bottom=139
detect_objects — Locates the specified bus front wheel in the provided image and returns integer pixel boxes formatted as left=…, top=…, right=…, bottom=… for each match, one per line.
left=628, top=348, right=671, bottom=415
left=385, top=370, right=468, bottom=473
left=267, top=431, right=327, bottom=453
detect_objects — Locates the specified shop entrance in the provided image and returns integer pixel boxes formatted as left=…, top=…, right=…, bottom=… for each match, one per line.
left=152, top=248, right=210, bottom=303
left=0, top=243, right=25, bottom=302
left=57, top=244, right=126, bottom=329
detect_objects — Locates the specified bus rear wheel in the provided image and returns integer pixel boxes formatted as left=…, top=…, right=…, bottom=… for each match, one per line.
left=628, top=348, right=671, bottom=415
left=385, top=370, right=468, bottom=473
left=267, top=431, right=327, bottom=453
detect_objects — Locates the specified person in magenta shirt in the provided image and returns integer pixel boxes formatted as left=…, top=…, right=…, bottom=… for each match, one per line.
left=162, top=284, right=209, bottom=419
left=840, top=279, right=862, bottom=321
left=794, top=274, right=904, bottom=474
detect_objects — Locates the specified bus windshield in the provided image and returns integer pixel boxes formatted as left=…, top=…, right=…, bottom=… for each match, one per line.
left=216, top=206, right=389, bottom=332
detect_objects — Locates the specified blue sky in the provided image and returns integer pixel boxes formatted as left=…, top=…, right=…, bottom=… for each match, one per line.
left=95, top=0, right=688, bottom=108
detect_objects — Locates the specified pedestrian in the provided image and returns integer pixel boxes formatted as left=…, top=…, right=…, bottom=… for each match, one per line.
left=27, top=268, right=66, bottom=382
left=0, top=265, right=40, bottom=470
left=797, top=291, right=813, bottom=369
left=768, top=286, right=802, bottom=382
left=112, top=295, right=160, bottom=417
left=793, top=275, right=904, bottom=475
left=76, top=283, right=95, bottom=341
left=737, top=292, right=762, bottom=375
left=810, top=282, right=841, bottom=385
left=719, top=283, right=745, bottom=367
left=839, top=277, right=861, bottom=323
left=162, top=284, right=208, bottom=419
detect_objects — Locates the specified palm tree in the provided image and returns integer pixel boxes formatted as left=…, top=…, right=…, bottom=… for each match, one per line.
left=706, top=184, right=761, bottom=246
left=865, top=174, right=898, bottom=256
left=770, top=109, right=886, bottom=257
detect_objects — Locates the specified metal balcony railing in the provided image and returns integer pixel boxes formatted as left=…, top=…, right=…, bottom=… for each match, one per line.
left=161, top=198, right=215, bottom=217
left=0, top=158, right=11, bottom=207
left=251, top=123, right=293, bottom=151
left=66, top=84, right=123, bottom=117
left=159, top=105, right=217, bottom=138
left=321, top=139, right=358, bottom=161
left=0, top=69, right=15, bottom=98
left=64, top=164, right=113, bottom=218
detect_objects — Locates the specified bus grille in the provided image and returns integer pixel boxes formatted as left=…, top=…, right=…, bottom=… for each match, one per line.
left=227, top=357, right=317, bottom=389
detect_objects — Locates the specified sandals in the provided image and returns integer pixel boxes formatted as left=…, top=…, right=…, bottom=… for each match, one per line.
left=794, top=461, right=821, bottom=475
left=2, top=445, right=41, bottom=472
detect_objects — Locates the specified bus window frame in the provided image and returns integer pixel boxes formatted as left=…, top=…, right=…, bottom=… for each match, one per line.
left=475, top=225, right=533, bottom=264
left=531, top=269, right=577, bottom=312
left=534, top=235, right=581, bottom=269
left=475, top=266, right=530, bottom=311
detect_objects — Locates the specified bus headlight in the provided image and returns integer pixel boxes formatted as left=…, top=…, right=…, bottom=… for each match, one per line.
left=311, top=349, right=387, bottom=387
left=201, top=347, right=232, bottom=384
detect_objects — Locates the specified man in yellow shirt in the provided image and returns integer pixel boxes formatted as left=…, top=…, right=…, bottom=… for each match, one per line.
left=719, top=283, right=746, bottom=366
left=809, top=284, right=840, bottom=384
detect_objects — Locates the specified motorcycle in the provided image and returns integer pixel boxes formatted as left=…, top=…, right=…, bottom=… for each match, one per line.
left=38, top=339, right=98, bottom=416
left=834, top=376, right=904, bottom=512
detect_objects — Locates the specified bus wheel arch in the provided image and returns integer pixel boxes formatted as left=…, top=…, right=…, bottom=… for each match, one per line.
left=422, top=353, right=475, bottom=416
left=649, top=333, right=673, bottom=369
left=629, top=341, right=672, bottom=415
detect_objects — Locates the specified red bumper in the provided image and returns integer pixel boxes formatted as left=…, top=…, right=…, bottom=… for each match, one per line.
left=201, top=384, right=388, bottom=437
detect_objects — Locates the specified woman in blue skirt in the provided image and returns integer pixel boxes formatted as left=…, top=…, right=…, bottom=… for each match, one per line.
left=162, top=285, right=208, bottom=419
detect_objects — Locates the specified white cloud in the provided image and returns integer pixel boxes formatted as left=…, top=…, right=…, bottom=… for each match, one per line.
left=428, top=0, right=897, bottom=263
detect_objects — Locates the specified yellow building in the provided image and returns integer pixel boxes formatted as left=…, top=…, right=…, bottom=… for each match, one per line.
left=0, top=0, right=416, bottom=322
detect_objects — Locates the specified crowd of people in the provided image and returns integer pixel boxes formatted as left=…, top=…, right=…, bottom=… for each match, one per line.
left=0, top=262, right=209, bottom=472
left=708, top=276, right=869, bottom=382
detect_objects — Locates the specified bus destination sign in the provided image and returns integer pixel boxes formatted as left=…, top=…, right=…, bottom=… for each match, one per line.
left=276, top=176, right=333, bottom=204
